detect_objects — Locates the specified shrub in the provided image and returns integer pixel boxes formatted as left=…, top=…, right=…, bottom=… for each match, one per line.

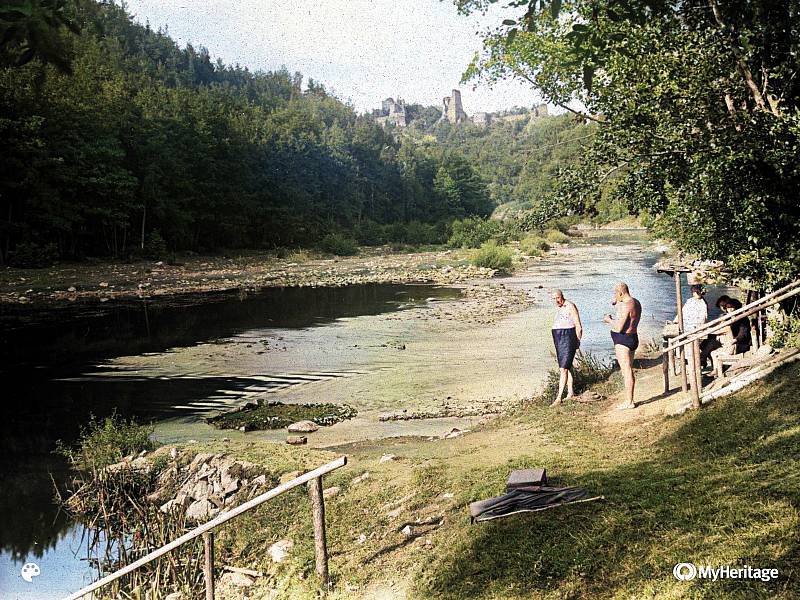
left=57, top=414, right=156, bottom=472
left=471, top=241, right=514, bottom=272
left=355, top=220, right=387, bottom=246
left=319, top=233, right=359, bottom=256
left=448, top=217, right=501, bottom=249
left=520, top=235, right=551, bottom=256
left=404, top=221, right=444, bottom=245
left=143, top=230, right=168, bottom=259
left=549, top=219, right=572, bottom=234
left=545, top=229, right=570, bottom=244
left=491, top=222, right=524, bottom=245
left=538, top=352, right=614, bottom=402
left=8, top=242, right=59, bottom=268
left=768, top=311, right=800, bottom=349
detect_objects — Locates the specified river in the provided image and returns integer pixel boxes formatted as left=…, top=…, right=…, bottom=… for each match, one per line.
left=0, top=234, right=725, bottom=598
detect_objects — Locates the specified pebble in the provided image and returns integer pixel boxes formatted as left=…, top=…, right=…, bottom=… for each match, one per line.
left=352, top=472, right=370, bottom=485
left=268, top=539, right=293, bottom=563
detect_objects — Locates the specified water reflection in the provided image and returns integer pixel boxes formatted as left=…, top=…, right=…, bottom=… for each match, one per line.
left=0, top=283, right=460, bottom=457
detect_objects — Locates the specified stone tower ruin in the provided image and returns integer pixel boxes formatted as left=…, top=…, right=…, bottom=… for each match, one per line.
left=372, top=97, right=408, bottom=127
left=439, top=89, right=468, bottom=124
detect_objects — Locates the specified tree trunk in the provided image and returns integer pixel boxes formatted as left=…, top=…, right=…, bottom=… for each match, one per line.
left=140, top=199, right=147, bottom=250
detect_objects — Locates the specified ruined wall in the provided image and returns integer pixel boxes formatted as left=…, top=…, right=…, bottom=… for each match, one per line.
left=439, top=89, right=468, bottom=124
left=374, top=97, right=408, bottom=127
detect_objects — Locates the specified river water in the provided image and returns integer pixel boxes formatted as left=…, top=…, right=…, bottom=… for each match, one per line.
left=0, top=234, right=730, bottom=598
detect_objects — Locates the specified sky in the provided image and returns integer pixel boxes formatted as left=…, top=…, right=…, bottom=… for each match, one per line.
left=124, top=0, right=542, bottom=114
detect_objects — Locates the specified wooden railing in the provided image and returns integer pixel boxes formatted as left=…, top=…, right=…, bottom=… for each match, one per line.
left=662, top=279, right=800, bottom=408
left=63, top=455, right=347, bottom=600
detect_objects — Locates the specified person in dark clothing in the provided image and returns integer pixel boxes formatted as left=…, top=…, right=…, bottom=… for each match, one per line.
left=700, top=295, right=732, bottom=368
left=710, top=297, right=752, bottom=376
left=727, top=298, right=752, bottom=354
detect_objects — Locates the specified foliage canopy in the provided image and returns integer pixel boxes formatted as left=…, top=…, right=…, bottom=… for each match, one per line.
left=460, top=0, right=800, bottom=286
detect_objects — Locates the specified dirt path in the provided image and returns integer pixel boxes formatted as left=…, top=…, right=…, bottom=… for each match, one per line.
left=600, top=357, right=688, bottom=427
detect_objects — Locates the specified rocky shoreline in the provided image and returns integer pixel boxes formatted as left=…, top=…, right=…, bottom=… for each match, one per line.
left=0, top=247, right=506, bottom=307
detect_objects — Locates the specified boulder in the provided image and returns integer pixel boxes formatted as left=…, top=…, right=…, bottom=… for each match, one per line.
left=323, top=486, right=340, bottom=499
left=351, top=472, right=370, bottom=485
left=379, top=454, right=396, bottom=464
left=189, top=453, right=214, bottom=472
left=191, top=480, right=211, bottom=500
left=160, top=494, right=189, bottom=514
left=287, top=420, right=319, bottom=433
left=268, top=539, right=293, bottom=563
left=186, top=499, right=214, bottom=521
left=219, top=572, right=255, bottom=588
left=442, top=428, right=469, bottom=439
left=286, top=435, right=307, bottom=445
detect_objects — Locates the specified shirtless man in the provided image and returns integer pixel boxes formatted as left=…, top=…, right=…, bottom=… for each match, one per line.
left=603, top=282, right=642, bottom=410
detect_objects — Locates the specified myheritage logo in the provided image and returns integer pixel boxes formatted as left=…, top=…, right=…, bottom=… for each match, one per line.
left=673, top=563, right=779, bottom=582
left=673, top=563, right=696, bottom=581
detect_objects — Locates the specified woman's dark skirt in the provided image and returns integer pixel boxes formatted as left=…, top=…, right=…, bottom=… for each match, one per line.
left=552, top=327, right=579, bottom=369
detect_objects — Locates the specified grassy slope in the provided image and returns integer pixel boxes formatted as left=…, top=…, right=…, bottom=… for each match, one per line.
left=203, top=362, right=800, bottom=599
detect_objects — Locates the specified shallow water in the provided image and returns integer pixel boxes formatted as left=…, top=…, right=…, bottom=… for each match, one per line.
left=0, top=283, right=459, bottom=598
left=0, top=236, right=734, bottom=598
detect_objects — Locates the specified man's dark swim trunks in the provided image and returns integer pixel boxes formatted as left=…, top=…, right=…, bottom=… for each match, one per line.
left=611, top=330, right=639, bottom=351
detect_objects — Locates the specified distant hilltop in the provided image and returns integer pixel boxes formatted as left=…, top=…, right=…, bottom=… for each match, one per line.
left=370, top=89, right=549, bottom=128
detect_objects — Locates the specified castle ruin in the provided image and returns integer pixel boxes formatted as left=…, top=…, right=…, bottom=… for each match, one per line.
left=438, top=89, right=468, bottom=124
left=372, top=97, right=408, bottom=127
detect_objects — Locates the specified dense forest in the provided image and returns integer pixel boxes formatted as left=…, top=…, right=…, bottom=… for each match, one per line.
left=0, top=1, right=508, bottom=264
left=422, top=114, right=599, bottom=218
left=461, top=0, right=800, bottom=285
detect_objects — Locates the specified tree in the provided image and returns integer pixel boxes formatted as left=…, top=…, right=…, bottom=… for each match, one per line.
left=460, top=0, right=800, bottom=287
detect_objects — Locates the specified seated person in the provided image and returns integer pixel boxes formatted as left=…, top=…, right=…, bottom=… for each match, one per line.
left=700, top=295, right=731, bottom=367
left=710, top=298, right=752, bottom=375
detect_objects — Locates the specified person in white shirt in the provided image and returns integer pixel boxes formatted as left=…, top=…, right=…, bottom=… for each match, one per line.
left=680, top=284, right=708, bottom=332
left=676, top=284, right=708, bottom=375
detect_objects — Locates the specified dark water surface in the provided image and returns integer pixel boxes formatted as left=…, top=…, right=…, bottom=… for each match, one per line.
left=0, top=283, right=459, bottom=598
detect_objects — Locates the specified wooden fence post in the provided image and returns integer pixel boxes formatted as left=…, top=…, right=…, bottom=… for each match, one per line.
left=203, top=531, right=215, bottom=600
left=661, top=339, right=670, bottom=394
left=691, top=339, right=702, bottom=409
left=308, top=476, right=330, bottom=586
left=674, top=273, right=688, bottom=393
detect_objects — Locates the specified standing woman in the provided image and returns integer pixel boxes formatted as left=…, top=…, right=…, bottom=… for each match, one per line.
left=550, top=289, right=583, bottom=407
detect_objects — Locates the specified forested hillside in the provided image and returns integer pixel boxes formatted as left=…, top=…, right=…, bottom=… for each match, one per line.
left=0, top=1, right=494, bottom=263
left=423, top=114, right=598, bottom=218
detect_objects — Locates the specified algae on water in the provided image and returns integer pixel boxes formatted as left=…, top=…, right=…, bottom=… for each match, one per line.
left=208, top=401, right=357, bottom=431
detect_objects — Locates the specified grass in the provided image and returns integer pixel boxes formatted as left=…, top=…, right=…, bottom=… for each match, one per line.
left=57, top=413, right=156, bottom=471
left=536, top=351, right=616, bottom=402
left=68, top=363, right=800, bottom=598
left=197, top=362, right=800, bottom=599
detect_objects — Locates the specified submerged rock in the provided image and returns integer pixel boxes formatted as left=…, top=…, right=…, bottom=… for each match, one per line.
left=287, top=420, right=319, bottom=433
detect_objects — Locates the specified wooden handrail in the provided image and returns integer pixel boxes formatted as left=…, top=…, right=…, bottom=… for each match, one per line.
left=664, top=280, right=800, bottom=353
left=63, top=455, right=347, bottom=600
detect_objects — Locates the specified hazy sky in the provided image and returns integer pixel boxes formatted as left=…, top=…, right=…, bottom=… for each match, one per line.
left=124, top=0, right=541, bottom=113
